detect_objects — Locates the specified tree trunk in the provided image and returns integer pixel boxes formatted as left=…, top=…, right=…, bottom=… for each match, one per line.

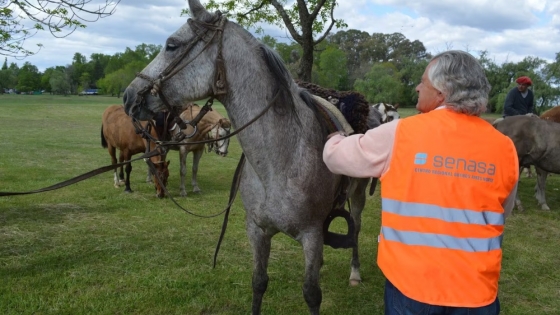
left=297, top=31, right=315, bottom=82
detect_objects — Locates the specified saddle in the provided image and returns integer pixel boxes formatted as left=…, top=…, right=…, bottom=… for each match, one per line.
left=297, top=81, right=371, bottom=249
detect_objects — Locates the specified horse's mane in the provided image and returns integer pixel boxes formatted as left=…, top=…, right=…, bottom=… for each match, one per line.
left=295, top=80, right=370, bottom=134
left=259, top=44, right=299, bottom=125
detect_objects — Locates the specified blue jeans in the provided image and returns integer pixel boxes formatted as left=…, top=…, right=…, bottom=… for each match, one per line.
left=384, top=279, right=500, bottom=315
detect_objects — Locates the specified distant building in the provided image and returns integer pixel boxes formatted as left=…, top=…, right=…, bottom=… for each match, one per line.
left=79, top=89, right=100, bottom=96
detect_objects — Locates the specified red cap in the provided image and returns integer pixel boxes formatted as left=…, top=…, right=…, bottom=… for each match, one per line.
left=516, top=76, right=532, bottom=86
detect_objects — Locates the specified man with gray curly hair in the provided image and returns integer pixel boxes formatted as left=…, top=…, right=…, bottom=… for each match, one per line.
left=323, top=50, right=519, bottom=315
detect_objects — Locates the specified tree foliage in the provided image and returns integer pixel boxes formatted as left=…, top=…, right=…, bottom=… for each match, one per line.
left=1, top=0, right=120, bottom=57
left=186, top=0, right=346, bottom=81
left=354, top=63, right=404, bottom=104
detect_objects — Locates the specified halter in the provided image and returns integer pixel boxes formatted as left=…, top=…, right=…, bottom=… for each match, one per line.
left=132, top=11, right=277, bottom=150
left=134, top=12, right=228, bottom=138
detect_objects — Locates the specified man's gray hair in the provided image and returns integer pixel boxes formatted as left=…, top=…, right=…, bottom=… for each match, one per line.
left=428, top=50, right=491, bottom=116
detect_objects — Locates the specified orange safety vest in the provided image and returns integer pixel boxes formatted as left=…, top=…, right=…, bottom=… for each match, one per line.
left=378, top=108, right=519, bottom=307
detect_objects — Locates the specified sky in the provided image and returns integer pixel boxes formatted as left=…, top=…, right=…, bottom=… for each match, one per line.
left=6, top=0, right=560, bottom=72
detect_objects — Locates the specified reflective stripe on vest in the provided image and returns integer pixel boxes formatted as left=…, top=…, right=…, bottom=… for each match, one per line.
left=381, top=226, right=503, bottom=252
left=382, top=198, right=505, bottom=226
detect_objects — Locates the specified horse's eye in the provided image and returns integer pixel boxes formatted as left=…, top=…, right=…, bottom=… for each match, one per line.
left=166, top=43, right=179, bottom=52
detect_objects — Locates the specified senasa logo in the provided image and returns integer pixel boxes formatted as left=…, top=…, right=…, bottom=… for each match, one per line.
left=433, top=156, right=496, bottom=175
left=414, top=152, right=428, bottom=165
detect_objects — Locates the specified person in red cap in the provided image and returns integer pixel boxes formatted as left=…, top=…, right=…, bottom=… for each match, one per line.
left=503, top=76, right=534, bottom=117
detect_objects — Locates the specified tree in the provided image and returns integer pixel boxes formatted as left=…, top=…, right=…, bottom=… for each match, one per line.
left=49, top=68, right=70, bottom=95
left=188, top=0, right=347, bottom=82
left=315, top=45, right=347, bottom=89
left=1, top=0, right=121, bottom=57
left=16, top=61, right=41, bottom=92
left=354, top=63, right=404, bottom=105
left=97, top=60, right=144, bottom=97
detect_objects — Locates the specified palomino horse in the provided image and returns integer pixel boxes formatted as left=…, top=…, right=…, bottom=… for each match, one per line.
left=169, top=103, right=231, bottom=197
left=101, top=105, right=170, bottom=198
left=123, top=1, right=371, bottom=313
left=494, top=115, right=560, bottom=211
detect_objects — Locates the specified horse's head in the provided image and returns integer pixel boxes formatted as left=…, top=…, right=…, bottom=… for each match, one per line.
left=372, top=103, right=400, bottom=123
left=151, top=159, right=170, bottom=198
left=207, top=118, right=231, bottom=157
left=123, top=0, right=230, bottom=121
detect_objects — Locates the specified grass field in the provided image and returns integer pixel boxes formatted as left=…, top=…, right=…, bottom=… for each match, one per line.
left=0, top=94, right=559, bottom=314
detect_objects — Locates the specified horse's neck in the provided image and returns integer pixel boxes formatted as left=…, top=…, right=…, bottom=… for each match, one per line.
left=223, top=85, right=321, bottom=167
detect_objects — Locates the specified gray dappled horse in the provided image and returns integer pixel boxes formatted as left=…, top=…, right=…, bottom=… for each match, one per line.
left=123, top=1, right=375, bottom=313
left=494, top=115, right=558, bottom=211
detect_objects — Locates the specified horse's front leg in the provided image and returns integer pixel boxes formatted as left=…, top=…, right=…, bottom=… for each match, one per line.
left=124, top=161, right=133, bottom=193
left=179, top=146, right=188, bottom=197
left=191, top=148, right=203, bottom=193
left=301, top=230, right=324, bottom=315
left=145, top=166, right=152, bottom=183
left=535, top=167, right=550, bottom=210
left=118, top=151, right=125, bottom=185
left=247, top=219, right=272, bottom=315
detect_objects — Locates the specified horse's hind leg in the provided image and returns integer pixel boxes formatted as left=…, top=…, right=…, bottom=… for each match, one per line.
left=348, top=178, right=371, bottom=286
left=247, top=220, right=272, bottom=315
left=301, top=231, right=324, bottom=315
left=179, top=146, right=188, bottom=197
left=108, top=146, right=121, bottom=188
left=535, top=167, right=550, bottom=210
left=191, top=148, right=203, bottom=193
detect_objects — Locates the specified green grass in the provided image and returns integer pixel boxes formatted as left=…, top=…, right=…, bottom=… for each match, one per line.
left=0, top=95, right=559, bottom=314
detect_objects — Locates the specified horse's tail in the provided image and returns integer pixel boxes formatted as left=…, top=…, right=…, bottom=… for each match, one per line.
left=101, top=125, right=108, bottom=148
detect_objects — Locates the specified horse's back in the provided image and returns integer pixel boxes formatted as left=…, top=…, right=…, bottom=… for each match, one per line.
left=540, top=106, right=560, bottom=122
left=495, top=115, right=560, bottom=167
left=101, top=105, right=145, bottom=153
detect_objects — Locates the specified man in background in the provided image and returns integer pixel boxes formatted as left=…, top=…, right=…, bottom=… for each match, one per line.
left=503, top=76, right=534, bottom=117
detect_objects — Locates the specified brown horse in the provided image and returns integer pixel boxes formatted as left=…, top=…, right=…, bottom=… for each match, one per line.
left=540, top=106, right=560, bottom=122
left=169, top=103, right=231, bottom=197
left=101, top=105, right=170, bottom=198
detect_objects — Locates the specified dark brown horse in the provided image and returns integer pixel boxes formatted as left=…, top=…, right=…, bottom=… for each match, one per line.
left=101, top=105, right=170, bottom=198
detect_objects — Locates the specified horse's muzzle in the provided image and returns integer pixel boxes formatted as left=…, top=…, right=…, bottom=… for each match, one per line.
left=123, top=88, right=155, bottom=121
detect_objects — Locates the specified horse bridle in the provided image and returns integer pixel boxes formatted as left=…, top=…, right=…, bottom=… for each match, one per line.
left=207, top=121, right=231, bottom=153
left=132, top=11, right=277, bottom=149
left=134, top=12, right=228, bottom=138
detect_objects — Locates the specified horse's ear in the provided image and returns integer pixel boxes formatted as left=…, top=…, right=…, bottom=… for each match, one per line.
left=394, top=103, right=399, bottom=109
left=189, top=0, right=210, bottom=20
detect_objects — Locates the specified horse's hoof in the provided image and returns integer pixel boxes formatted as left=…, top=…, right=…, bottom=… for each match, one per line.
left=180, top=192, right=187, bottom=197
left=542, top=205, right=550, bottom=211
left=349, top=279, right=361, bottom=287
left=124, top=190, right=133, bottom=194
